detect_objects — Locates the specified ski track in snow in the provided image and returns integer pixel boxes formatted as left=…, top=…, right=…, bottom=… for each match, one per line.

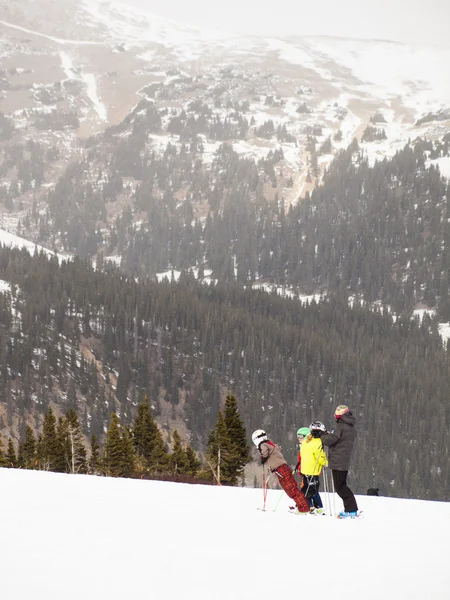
left=81, top=72, right=107, bottom=121
left=59, top=51, right=74, bottom=78
left=60, top=51, right=107, bottom=122
left=0, top=19, right=109, bottom=46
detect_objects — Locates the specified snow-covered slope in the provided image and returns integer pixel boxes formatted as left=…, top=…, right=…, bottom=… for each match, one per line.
left=0, top=228, right=53, bottom=256
left=1, top=468, right=448, bottom=600
left=0, top=228, right=71, bottom=262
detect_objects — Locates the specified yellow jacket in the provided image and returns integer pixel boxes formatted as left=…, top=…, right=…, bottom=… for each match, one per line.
left=300, top=437, right=328, bottom=475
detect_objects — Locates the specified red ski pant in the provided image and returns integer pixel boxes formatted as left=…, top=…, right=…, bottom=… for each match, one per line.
left=274, top=463, right=310, bottom=512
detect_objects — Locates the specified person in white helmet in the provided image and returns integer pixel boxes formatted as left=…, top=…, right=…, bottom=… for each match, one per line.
left=252, top=429, right=310, bottom=514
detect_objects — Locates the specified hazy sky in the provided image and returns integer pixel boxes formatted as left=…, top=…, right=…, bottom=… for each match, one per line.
left=126, top=0, right=449, bottom=46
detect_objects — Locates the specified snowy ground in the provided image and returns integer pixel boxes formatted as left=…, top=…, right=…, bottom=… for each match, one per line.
left=1, top=468, right=448, bottom=600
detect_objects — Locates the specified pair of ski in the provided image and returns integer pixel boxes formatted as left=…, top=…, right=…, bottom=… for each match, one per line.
left=258, top=507, right=363, bottom=518
left=289, top=507, right=364, bottom=519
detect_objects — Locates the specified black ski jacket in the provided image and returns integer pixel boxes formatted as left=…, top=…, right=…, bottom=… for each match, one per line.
left=321, top=412, right=357, bottom=471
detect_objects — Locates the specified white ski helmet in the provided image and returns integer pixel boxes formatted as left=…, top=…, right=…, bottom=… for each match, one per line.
left=252, top=429, right=268, bottom=447
left=309, top=420, right=326, bottom=433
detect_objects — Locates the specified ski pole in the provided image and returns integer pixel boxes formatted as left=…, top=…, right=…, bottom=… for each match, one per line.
left=327, top=470, right=333, bottom=516
left=262, top=467, right=270, bottom=511
left=272, top=488, right=285, bottom=512
left=323, top=467, right=328, bottom=513
left=331, top=470, right=336, bottom=516
left=326, top=446, right=336, bottom=517
left=323, top=468, right=331, bottom=516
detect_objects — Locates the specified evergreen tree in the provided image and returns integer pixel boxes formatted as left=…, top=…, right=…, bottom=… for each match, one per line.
left=223, top=394, right=251, bottom=484
left=38, top=408, right=61, bottom=471
left=132, top=398, right=157, bottom=462
left=6, top=438, right=17, bottom=467
left=170, top=430, right=188, bottom=475
left=132, top=398, right=168, bottom=474
left=0, top=435, right=7, bottom=467
left=56, top=416, right=70, bottom=473
left=89, top=434, right=100, bottom=475
left=103, top=412, right=124, bottom=477
left=20, top=426, right=37, bottom=469
left=206, top=411, right=233, bottom=485
left=185, top=444, right=201, bottom=478
left=121, top=427, right=136, bottom=478
left=64, top=410, right=88, bottom=474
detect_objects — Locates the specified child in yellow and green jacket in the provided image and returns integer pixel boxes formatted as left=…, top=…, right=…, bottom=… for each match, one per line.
left=300, top=421, right=328, bottom=513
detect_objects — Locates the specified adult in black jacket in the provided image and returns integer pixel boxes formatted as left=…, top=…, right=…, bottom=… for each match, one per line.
left=320, top=405, right=358, bottom=515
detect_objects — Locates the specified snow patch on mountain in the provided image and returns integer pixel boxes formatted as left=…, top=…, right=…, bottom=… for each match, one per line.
left=0, top=229, right=71, bottom=263
left=81, top=72, right=107, bottom=121
left=60, top=51, right=107, bottom=121
left=266, top=38, right=333, bottom=80
left=0, top=279, right=11, bottom=293
left=80, top=0, right=230, bottom=46
left=428, top=156, right=450, bottom=180
left=300, top=37, right=450, bottom=117
left=0, top=228, right=54, bottom=257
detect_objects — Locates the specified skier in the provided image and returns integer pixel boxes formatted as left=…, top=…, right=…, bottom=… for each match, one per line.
left=300, top=421, right=328, bottom=514
left=294, top=426, right=311, bottom=479
left=252, top=429, right=310, bottom=514
left=319, top=405, right=359, bottom=518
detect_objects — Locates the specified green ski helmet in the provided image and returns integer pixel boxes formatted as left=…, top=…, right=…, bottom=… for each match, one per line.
left=297, top=427, right=310, bottom=440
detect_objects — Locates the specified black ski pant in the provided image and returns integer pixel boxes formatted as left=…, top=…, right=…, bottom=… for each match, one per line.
left=332, top=469, right=358, bottom=512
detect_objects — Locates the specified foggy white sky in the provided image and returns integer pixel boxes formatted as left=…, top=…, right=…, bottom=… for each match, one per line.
left=125, top=0, right=449, bottom=46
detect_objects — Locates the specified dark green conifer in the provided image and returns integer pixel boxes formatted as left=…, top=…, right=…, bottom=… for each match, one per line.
left=223, top=394, right=251, bottom=484
left=6, top=438, right=17, bottom=467
left=170, top=430, right=188, bottom=475
left=185, top=444, right=201, bottom=477
left=132, top=397, right=157, bottom=462
left=103, top=412, right=124, bottom=477
left=89, top=434, right=100, bottom=475
left=64, top=410, right=88, bottom=474
left=149, top=427, right=169, bottom=474
left=132, top=397, right=168, bottom=474
left=0, top=435, right=7, bottom=467
left=121, top=427, right=136, bottom=478
left=20, top=426, right=37, bottom=469
left=39, top=408, right=61, bottom=471
left=206, top=411, right=233, bottom=485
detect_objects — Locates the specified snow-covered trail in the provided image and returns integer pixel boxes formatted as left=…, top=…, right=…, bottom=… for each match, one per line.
left=0, top=19, right=110, bottom=46
left=0, top=468, right=448, bottom=600
left=81, top=72, right=108, bottom=121
left=60, top=51, right=107, bottom=121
